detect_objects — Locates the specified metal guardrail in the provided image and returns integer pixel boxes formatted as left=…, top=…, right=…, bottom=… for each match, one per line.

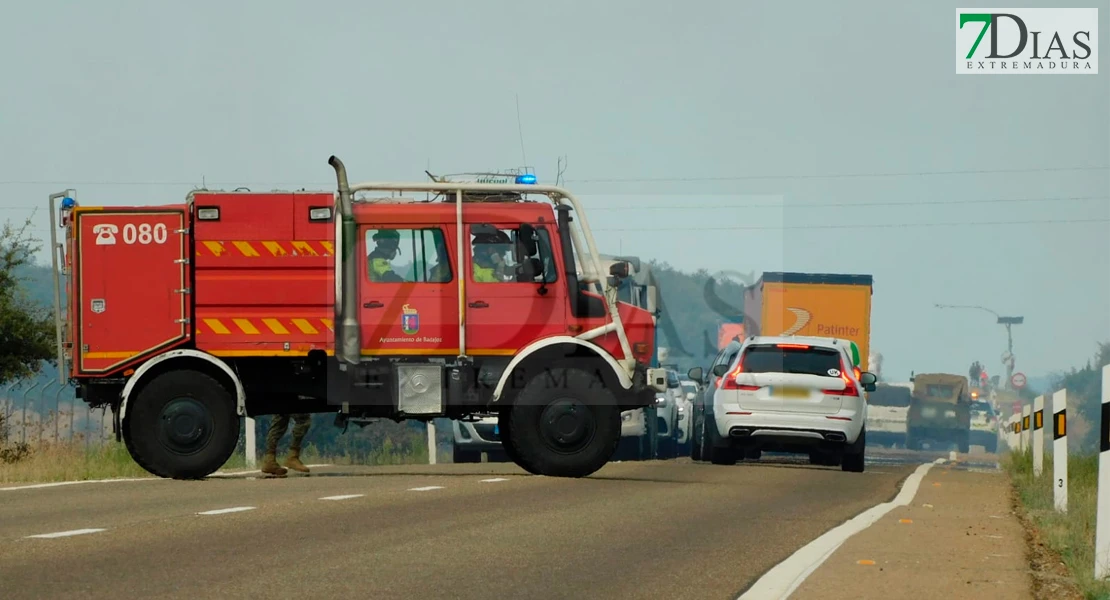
left=0, top=378, right=112, bottom=449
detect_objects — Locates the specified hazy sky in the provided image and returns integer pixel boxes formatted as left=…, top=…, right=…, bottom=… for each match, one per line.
left=1, top=1, right=1107, bottom=382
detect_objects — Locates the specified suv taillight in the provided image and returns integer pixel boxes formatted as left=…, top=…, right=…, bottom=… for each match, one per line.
left=720, top=361, right=759, bottom=391
left=823, top=359, right=859, bottom=397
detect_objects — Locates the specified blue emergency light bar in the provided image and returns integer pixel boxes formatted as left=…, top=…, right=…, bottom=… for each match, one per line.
left=515, top=174, right=537, bottom=185
left=61, top=197, right=76, bottom=209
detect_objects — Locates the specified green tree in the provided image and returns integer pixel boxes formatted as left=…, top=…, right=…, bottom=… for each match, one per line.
left=0, top=216, right=56, bottom=386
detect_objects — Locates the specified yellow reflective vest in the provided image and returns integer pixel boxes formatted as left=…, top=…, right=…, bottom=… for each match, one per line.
left=369, top=257, right=393, bottom=281
left=472, top=263, right=498, bottom=282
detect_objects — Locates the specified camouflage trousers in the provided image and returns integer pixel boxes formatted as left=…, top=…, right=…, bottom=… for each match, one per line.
left=264, top=414, right=311, bottom=454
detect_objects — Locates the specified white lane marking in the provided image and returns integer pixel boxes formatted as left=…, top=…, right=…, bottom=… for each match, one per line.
left=481, top=478, right=509, bottom=483
left=25, top=528, right=106, bottom=539
left=197, top=506, right=256, bottom=515
left=738, top=458, right=943, bottom=600
left=1, top=478, right=150, bottom=491
left=408, top=486, right=444, bottom=492
left=1, top=463, right=335, bottom=489
left=209, top=464, right=331, bottom=477
left=319, top=494, right=365, bottom=501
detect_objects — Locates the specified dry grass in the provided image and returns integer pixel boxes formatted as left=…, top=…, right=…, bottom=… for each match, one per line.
left=0, top=440, right=153, bottom=483
left=1008, top=449, right=1110, bottom=600
left=0, top=405, right=446, bottom=483
left=0, top=438, right=445, bottom=484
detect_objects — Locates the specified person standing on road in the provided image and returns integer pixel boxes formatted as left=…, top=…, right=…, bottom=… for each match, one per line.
left=261, top=414, right=312, bottom=476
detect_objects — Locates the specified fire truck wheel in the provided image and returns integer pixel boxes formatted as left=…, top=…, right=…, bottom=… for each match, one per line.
left=506, top=367, right=621, bottom=478
left=124, top=369, right=239, bottom=480
left=498, top=409, right=539, bottom=474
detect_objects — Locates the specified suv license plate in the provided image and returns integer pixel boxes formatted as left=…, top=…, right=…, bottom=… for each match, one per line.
left=771, top=386, right=808, bottom=399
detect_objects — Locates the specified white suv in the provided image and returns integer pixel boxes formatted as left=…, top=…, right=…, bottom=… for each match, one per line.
left=691, top=335, right=877, bottom=472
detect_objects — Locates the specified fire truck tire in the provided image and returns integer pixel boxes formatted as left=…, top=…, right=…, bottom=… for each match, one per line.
left=497, top=409, right=539, bottom=474
left=506, top=367, right=621, bottom=478
left=123, top=369, right=239, bottom=480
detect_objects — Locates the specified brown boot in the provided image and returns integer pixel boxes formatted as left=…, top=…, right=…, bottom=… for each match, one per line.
left=284, top=449, right=310, bottom=473
left=261, top=452, right=287, bottom=477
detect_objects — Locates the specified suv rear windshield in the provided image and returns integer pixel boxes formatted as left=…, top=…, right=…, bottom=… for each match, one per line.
left=740, top=345, right=843, bottom=376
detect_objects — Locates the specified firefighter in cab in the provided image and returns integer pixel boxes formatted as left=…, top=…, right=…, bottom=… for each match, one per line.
left=471, top=230, right=513, bottom=282
left=368, top=229, right=404, bottom=282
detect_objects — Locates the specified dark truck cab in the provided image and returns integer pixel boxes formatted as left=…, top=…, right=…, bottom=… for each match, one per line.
left=906, top=373, right=972, bottom=452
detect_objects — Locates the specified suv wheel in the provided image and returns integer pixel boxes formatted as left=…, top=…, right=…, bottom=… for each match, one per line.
left=842, top=427, right=866, bottom=473
left=690, top=411, right=704, bottom=461
left=706, top=416, right=737, bottom=465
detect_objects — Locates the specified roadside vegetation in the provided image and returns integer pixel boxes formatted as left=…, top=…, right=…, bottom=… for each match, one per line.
left=0, top=409, right=453, bottom=484
left=1008, top=450, right=1109, bottom=600
left=0, top=435, right=451, bottom=484
left=1006, top=341, right=1110, bottom=600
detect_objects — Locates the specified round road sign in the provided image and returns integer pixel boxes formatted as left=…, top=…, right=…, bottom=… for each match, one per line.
left=1011, top=372, right=1027, bottom=389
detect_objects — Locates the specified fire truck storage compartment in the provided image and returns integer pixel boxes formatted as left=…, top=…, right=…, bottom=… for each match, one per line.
left=191, top=191, right=336, bottom=355
left=72, top=207, right=191, bottom=376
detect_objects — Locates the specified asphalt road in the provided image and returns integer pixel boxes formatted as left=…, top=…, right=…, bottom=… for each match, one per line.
left=0, top=455, right=951, bottom=600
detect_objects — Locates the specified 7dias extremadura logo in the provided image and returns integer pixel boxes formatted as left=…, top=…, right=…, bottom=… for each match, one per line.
left=957, top=8, right=1098, bottom=74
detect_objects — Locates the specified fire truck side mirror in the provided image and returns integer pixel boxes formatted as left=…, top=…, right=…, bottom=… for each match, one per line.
left=609, top=261, right=630, bottom=279
left=516, top=223, right=538, bottom=257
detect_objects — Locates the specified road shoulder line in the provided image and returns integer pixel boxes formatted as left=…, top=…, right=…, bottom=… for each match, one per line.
left=0, top=463, right=335, bottom=490
left=0, top=478, right=151, bottom=492
left=737, top=458, right=944, bottom=600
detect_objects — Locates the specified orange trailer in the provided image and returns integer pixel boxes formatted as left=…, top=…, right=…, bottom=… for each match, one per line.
left=742, top=272, right=874, bottom=371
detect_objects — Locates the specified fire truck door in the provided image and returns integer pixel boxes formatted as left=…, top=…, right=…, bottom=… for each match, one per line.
left=464, top=223, right=565, bottom=355
left=358, top=224, right=460, bottom=356
left=74, top=209, right=191, bottom=375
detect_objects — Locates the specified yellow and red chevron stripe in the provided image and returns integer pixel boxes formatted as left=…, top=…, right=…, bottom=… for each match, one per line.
left=195, top=240, right=334, bottom=258
left=196, top=316, right=334, bottom=336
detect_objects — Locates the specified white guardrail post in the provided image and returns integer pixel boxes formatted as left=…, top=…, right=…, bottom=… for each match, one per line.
left=1033, top=395, right=1044, bottom=477
left=1053, top=389, right=1068, bottom=514
left=245, top=416, right=256, bottom=468
left=427, top=421, right=437, bottom=465
left=1021, top=404, right=1032, bottom=453
left=1095, top=367, right=1110, bottom=579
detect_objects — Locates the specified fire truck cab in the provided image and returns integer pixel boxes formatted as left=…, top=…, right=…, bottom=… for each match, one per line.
left=48, top=157, right=667, bottom=480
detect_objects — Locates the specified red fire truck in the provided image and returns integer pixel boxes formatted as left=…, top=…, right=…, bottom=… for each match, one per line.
left=47, top=157, right=667, bottom=480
